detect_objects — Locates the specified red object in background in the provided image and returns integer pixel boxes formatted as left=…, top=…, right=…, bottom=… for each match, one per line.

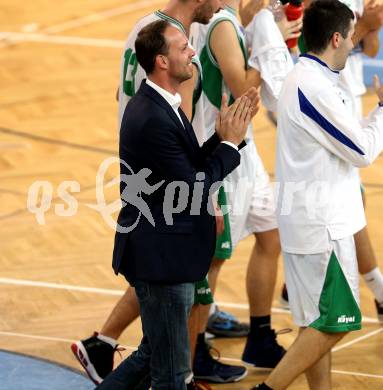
left=285, top=0, right=303, bottom=48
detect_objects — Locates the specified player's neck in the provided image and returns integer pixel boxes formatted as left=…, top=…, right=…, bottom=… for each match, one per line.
left=160, top=2, right=194, bottom=37
left=307, top=50, right=339, bottom=72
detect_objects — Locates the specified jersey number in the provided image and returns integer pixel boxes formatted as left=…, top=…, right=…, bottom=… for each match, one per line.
left=123, top=48, right=138, bottom=97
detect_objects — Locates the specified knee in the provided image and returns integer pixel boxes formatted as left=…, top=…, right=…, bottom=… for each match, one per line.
left=255, top=229, right=281, bottom=258
left=210, top=257, right=225, bottom=272
left=331, top=331, right=349, bottom=342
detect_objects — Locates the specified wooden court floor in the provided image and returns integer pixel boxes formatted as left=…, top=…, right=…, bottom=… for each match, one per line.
left=1, top=1, right=383, bottom=388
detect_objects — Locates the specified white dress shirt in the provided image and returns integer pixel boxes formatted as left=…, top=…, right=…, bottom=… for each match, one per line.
left=146, top=78, right=184, bottom=127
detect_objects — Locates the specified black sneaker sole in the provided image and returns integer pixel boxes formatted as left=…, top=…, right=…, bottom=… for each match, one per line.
left=194, top=368, right=248, bottom=383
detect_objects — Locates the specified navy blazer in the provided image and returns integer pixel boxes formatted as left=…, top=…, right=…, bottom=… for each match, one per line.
left=112, top=80, right=241, bottom=283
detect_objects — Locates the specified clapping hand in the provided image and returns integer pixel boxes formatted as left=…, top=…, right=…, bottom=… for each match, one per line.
left=215, top=87, right=260, bottom=146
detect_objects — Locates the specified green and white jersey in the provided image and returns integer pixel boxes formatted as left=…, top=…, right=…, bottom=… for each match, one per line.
left=194, top=7, right=249, bottom=139
left=118, top=11, right=206, bottom=144
left=338, top=0, right=366, bottom=118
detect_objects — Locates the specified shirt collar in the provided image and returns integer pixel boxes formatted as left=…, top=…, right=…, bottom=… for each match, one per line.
left=146, top=78, right=182, bottom=111
left=154, top=11, right=186, bottom=35
left=299, top=53, right=340, bottom=83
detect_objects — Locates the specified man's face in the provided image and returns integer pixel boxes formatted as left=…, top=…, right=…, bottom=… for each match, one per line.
left=193, top=0, right=223, bottom=24
left=163, top=27, right=195, bottom=82
left=334, top=20, right=355, bottom=70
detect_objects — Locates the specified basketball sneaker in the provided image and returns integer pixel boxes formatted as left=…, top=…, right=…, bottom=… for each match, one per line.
left=193, top=338, right=247, bottom=383
left=207, top=306, right=249, bottom=337
left=375, top=299, right=383, bottom=322
left=242, top=329, right=286, bottom=368
left=71, top=332, right=122, bottom=384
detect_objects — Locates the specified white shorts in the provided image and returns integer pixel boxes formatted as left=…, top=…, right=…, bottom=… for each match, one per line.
left=223, top=139, right=278, bottom=248
left=283, top=235, right=361, bottom=332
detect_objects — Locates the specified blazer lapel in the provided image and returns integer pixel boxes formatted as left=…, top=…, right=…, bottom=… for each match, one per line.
left=139, top=80, right=201, bottom=152
left=140, top=81, right=185, bottom=131
left=178, top=108, right=200, bottom=150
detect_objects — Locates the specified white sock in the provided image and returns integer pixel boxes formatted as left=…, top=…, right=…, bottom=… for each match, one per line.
left=97, top=333, right=118, bottom=348
left=363, top=267, right=383, bottom=304
left=209, top=303, right=217, bottom=317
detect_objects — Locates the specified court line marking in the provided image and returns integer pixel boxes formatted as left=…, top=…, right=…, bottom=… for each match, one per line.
left=222, top=356, right=383, bottom=379
left=1, top=331, right=382, bottom=380
left=2, top=31, right=382, bottom=75
left=333, top=327, right=383, bottom=352
left=39, top=0, right=165, bottom=34
left=1, top=32, right=125, bottom=48
left=0, top=127, right=116, bottom=155
left=0, top=277, right=379, bottom=324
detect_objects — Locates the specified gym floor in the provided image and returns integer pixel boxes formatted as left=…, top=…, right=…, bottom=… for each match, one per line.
left=1, top=1, right=383, bottom=388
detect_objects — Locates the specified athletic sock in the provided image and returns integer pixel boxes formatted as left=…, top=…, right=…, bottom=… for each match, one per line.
left=250, top=315, right=271, bottom=338
left=209, top=303, right=217, bottom=316
left=363, top=267, right=383, bottom=303
left=197, top=332, right=205, bottom=345
left=97, top=333, right=118, bottom=348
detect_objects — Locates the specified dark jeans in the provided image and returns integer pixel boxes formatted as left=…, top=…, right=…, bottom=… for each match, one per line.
left=96, top=281, right=194, bottom=390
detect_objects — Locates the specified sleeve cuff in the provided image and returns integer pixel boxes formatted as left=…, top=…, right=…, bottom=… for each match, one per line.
left=221, top=141, right=238, bottom=151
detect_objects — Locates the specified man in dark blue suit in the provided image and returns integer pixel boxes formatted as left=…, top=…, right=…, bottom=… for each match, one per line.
left=97, top=20, right=258, bottom=390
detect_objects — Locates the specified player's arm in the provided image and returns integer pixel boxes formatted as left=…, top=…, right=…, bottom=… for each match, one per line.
left=210, top=20, right=261, bottom=99
left=362, top=29, right=380, bottom=58
left=353, top=2, right=383, bottom=46
left=299, top=82, right=383, bottom=167
left=179, top=63, right=199, bottom=120
left=239, top=0, right=265, bottom=27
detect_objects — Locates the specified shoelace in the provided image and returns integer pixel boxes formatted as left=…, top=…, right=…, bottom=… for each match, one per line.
left=114, top=345, right=126, bottom=362
left=203, top=342, right=221, bottom=362
left=275, top=328, right=292, bottom=336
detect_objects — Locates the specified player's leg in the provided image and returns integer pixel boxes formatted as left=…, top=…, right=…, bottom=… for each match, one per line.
left=240, top=145, right=285, bottom=367
left=193, top=239, right=248, bottom=383
left=355, top=189, right=383, bottom=320
left=205, top=187, right=249, bottom=338
left=260, top=327, right=346, bottom=390
left=256, top=238, right=361, bottom=389
left=304, top=349, right=332, bottom=390
left=71, top=287, right=140, bottom=384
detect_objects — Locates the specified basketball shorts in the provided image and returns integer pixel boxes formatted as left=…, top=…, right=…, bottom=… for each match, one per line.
left=223, top=139, right=278, bottom=249
left=214, top=186, right=233, bottom=259
left=283, top=235, right=362, bottom=332
left=194, top=278, right=214, bottom=305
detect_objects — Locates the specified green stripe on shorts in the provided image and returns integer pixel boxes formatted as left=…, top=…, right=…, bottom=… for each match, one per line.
left=214, top=186, right=232, bottom=260
left=194, top=278, right=214, bottom=305
left=310, top=251, right=361, bottom=333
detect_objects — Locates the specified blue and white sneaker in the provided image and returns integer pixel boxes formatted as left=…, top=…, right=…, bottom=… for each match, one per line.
left=207, top=307, right=249, bottom=337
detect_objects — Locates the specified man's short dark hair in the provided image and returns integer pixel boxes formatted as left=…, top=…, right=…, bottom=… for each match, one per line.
left=303, top=0, right=355, bottom=54
left=135, top=20, right=170, bottom=74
